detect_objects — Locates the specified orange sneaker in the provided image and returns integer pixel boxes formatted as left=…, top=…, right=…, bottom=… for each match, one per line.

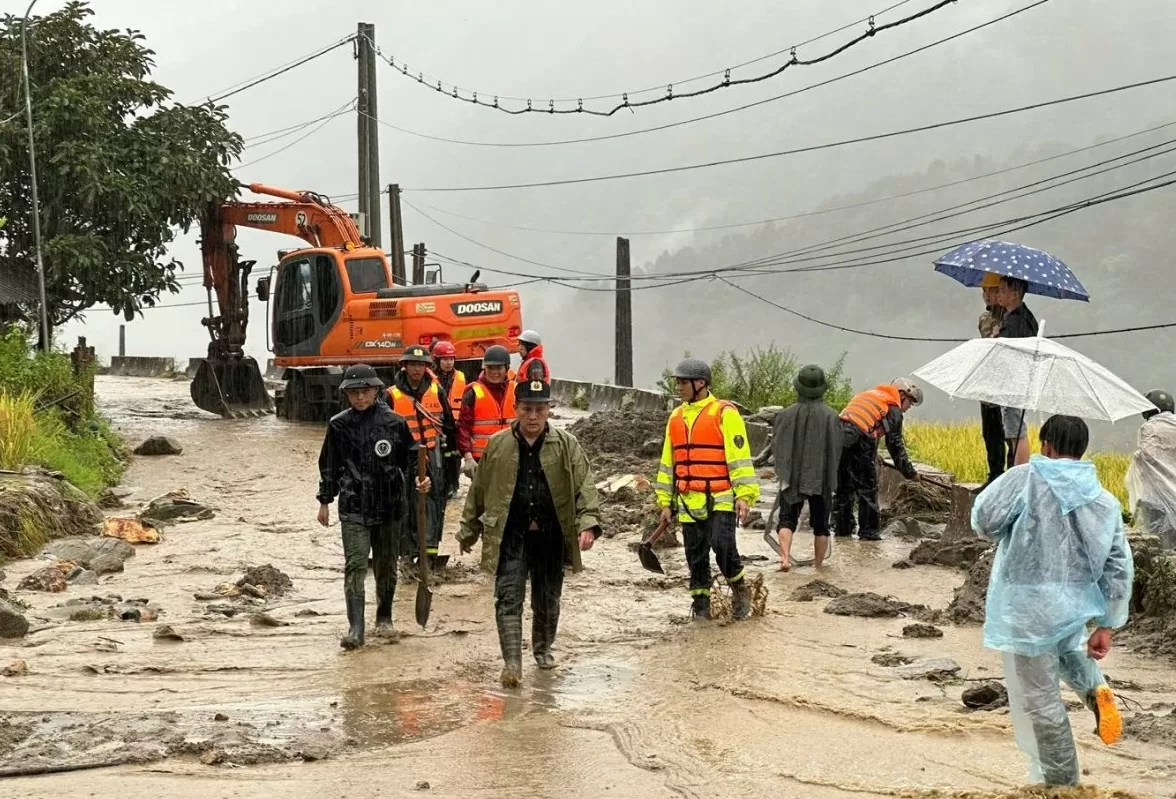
left=1090, top=685, right=1122, bottom=745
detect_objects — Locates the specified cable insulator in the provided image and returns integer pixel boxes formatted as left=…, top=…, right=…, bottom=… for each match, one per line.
left=723, top=69, right=730, bottom=86
left=790, top=47, right=797, bottom=63
left=666, top=84, right=673, bottom=100
left=472, top=92, right=478, bottom=103
left=578, top=99, right=583, bottom=111
left=622, top=92, right=629, bottom=106
left=868, top=16, right=876, bottom=34
left=452, top=86, right=459, bottom=98
left=527, top=99, right=532, bottom=110
left=493, top=96, right=499, bottom=108
left=549, top=99, right=554, bottom=113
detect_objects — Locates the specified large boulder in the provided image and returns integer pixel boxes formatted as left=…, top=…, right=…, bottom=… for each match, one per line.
left=0, top=598, right=29, bottom=638
left=133, top=436, right=183, bottom=456
left=43, top=537, right=135, bottom=575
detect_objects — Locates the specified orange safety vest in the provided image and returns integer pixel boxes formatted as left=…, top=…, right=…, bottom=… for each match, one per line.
left=515, top=346, right=551, bottom=383
left=389, top=382, right=445, bottom=449
left=667, top=400, right=735, bottom=495
left=442, top=370, right=467, bottom=412
left=470, top=381, right=516, bottom=461
left=840, top=385, right=902, bottom=439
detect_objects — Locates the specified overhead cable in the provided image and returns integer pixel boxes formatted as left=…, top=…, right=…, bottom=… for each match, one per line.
left=370, top=0, right=956, bottom=117
left=197, top=36, right=356, bottom=104
left=404, top=71, right=1176, bottom=192
left=234, top=104, right=354, bottom=170
left=367, top=0, right=1052, bottom=148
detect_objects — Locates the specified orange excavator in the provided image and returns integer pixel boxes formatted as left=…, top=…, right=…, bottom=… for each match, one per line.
left=191, top=183, right=523, bottom=420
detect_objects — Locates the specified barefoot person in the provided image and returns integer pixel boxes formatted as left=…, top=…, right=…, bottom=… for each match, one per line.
left=771, top=365, right=842, bottom=570
left=316, top=364, right=431, bottom=650
left=458, top=379, right=602, bottom=687
left=972, top=415, right=1133, bottom=786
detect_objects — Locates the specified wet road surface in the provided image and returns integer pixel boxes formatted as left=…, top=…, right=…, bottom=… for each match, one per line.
left=1, top=376, right=1174, bottom=798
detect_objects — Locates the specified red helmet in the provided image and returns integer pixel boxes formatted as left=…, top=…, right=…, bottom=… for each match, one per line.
left=431, top=340, right=457, bottom=358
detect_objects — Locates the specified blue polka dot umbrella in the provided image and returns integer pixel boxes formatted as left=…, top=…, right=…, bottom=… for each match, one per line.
left=933, top=239, right=1090, bottom=302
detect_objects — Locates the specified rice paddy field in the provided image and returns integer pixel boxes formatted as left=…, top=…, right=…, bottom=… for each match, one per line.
left=904, top=421, right=1132, bottom=508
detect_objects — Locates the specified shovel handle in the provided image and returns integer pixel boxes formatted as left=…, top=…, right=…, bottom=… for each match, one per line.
left=879, top=458, right=952, bottom=490
left=645, top=516, right=670, bottom=546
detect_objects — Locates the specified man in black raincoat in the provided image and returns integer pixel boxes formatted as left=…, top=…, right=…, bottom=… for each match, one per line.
left=317, top=364, right=430, bottom=649
left=771, top=365, right=842, bottom=570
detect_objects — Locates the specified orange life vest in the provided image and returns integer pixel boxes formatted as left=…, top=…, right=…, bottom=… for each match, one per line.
left=442, top=370, right=467, bottom=412
left=667, top=400, right=735, bottom=495
left=470, top=381, right=516, bottom=460
left=515, top=345, right=551, bottom=383
left=389, top=382, right=445, bottom=449
left=840, top=385, right=902, bottom=439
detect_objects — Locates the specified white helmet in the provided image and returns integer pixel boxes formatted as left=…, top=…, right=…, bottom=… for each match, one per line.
left=518, top=329, right=542, bottom=346
left=892, top=378, right=923, bottom=406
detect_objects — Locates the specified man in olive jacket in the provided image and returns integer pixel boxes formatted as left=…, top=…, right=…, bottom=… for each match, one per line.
left=458, top=379, right=603, bottom=688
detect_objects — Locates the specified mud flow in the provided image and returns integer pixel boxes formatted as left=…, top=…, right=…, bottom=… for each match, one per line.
left=1, top=377, right=1174, bottom=798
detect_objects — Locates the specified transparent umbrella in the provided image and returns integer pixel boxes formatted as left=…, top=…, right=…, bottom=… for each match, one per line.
left=912, top=324, right=1154, bottom=422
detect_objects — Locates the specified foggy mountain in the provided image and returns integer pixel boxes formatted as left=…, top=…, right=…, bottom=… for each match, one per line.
left=45, top=0, right=1173, bottom=447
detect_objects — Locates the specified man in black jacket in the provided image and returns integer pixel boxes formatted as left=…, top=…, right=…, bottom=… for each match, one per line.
left=996, top=275, right=1040, bottom=468
left=317, top=364, right=430, bottom=650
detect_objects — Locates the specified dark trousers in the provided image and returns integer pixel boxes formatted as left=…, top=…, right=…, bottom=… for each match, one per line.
left=833, top=428, right=879, bottom=537
left=443, top=449, right=461, bottom=498
left=403, top=455, right=447, bottom=556
left=682, top=510, right=744, bottom=594
left=980, top=402, right=1006, bottom=485
left=341, top=520, right=397, bottom=601
left=494, top=525, right=566, bottom=659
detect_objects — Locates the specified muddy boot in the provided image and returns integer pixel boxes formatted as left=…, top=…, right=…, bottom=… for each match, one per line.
left=1088, top=685, right=1123, bottom=745
left=731, top=580, right=752, bottom=620
left=532, top=613, right=558, bottom=670
left=341, top=594, right=365, bottom=650
left=498, top=614, right=523, bottom=688
left=691, top=594, right=711, bottom=621
left=374, top=581, right=395, bottom=638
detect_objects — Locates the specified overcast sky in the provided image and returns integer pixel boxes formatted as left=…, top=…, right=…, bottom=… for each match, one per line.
left=30, top=0, right=1173, bottom=438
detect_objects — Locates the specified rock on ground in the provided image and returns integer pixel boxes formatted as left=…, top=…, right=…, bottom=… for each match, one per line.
left=903, top=623, right=944, bottom=639
left=908, top=533, right=993, bottom=569
left=0, top=599, right=29, bottom=638
left=824, top=592, right=928, bottom=618
left=891, top=657, right=961, bottom=681
left=133, top=436, right=183, bottom=456
left=936, top=548, right=994, bottom=625
left=882, top=518, right=930, bottom=542
left=962, top=681, right=1009, bottom=710
left=237, top=565, right=293, bottom=597
left=789, top=580, right=847, bottom=602
left=1124, top=708, right=1176, bottom=746
left=43, top=537, right=135, bottom=575
left=0, top=472, right=103, bottom=559
left=140, top=492, right=214, bottom=524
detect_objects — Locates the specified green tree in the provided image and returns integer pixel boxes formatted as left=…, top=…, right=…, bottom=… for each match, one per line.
left=0, top=2, right=243, bottom=336
left=659, top=345, right=854, bottom=412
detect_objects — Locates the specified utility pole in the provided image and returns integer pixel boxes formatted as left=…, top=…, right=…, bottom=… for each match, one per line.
left=355, top=24, right=370, bottom=240
left=412, top=243, right=426, bottom=285
left=363, top=23, right=382, bottom=249
left=615, top=237, right=633, bottom=387
left=387, top=184, right=406, bottom=284
left=21, top=3, right=50, bottom=352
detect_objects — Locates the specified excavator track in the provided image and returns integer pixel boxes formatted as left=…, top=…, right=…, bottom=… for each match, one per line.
left=190, top=356, right=274, bottom=419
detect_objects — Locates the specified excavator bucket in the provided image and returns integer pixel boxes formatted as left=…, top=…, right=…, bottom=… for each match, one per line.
left=190, top=356, right=274, bottom=419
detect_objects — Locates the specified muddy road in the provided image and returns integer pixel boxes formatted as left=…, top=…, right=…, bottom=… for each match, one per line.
left=2, top=376, right=1175, bottom=798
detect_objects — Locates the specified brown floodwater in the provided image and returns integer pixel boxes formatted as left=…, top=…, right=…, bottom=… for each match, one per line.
left=0, top=376, right=1173, bottom=798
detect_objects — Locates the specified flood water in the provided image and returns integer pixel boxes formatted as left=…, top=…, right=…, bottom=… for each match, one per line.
left=0, top=376, right=1173, bottom=797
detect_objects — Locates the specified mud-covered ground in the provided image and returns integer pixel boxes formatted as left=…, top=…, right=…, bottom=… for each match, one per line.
left=1, top=377, right=1176, bottom=798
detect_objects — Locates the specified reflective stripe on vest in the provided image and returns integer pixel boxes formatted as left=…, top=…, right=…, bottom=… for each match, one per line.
left=841, top=388, right=896, bottom=438
left=668, top=400, right=734, bottom=495
left=389, top=383, right=444, bottom=449
left=445, top=370, right=467, bottom=412
left=471, top=382, right=516, bottom=460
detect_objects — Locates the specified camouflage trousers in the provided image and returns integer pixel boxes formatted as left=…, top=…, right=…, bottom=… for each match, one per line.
left=341, top=520, right=399, bottom=598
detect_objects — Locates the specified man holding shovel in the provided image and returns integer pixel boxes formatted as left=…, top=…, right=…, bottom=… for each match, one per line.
left=458, top=379, right=602, bottom=688
left=770, top=365, right=842, bottom=571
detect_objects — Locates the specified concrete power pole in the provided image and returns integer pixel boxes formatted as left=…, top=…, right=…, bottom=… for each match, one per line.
left=412, top=243, right=425, bottom=285
left=355, top=23, right=382, bottom=248
left=387, top=184, right=407, bottom=285
left=615, top=237, right=633, bottom=387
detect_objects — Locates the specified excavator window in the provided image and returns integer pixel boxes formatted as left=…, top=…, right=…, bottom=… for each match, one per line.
left=345, top=257, right=389, bottom=294
left=314, top=255, right=339, bottom=327
left=274, top=257, right=315, bottom=347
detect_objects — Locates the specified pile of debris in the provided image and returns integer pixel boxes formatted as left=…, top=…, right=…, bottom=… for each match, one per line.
left=595, top=473, right=659, bottom=539
left=568, top=409, right=668, bottom=477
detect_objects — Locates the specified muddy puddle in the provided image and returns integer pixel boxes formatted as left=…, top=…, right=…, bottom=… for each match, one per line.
left=1, top=376, right=1175, bottom=797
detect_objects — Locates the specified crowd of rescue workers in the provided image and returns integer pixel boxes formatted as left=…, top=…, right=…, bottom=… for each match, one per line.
left=314, top=274, right=1175, bottom=789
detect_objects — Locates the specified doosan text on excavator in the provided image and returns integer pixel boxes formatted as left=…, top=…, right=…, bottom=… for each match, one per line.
left=191, top=183, right=525, bottom=421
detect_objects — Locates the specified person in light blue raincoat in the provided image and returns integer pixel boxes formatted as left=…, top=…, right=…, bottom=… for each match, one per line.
left=971, top=414, right=1134, bottom=787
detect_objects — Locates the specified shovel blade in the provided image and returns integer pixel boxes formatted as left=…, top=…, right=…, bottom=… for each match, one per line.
left=414, top=581, right=432, bottom=627
left=637, top=543, right=664, bottom=574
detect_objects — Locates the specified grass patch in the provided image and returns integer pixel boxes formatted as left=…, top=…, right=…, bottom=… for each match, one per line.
left=905, top=420, right=1130, bottom=507
left=0, top=390, right=38, bottom=471
left=31, top=413, right=125, bottom=496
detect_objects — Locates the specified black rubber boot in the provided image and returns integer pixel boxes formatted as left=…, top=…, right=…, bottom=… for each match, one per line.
left=498, top=614, right=523, bottom=687
left=731, top=580, right=752, bottom=620
left=691, top=594, right=711, bottom=621
left=533, top=611, right=559, bottom=670
left=341, top=594, right=365, bottom=650
left=374, top=580, right=395, bottom=638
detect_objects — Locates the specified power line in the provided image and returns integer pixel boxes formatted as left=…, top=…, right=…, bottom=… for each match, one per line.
left=242, top=101, right=357, bottom=148
left=367, top=0, right=1053, bottom=148
left=234, top=104, right=354, bottom=170
left=196, top=36, right=356, bottom=105
left=404, top=119, right=1176, bottom=236
left=404, top=71, right=1176, bottom=192
left=370, top=0, right=956, bottom=116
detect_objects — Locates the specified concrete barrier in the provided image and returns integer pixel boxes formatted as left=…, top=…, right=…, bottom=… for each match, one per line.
left=550, top=378, right=669, bottom=414
left=107, top=356, right=178, bottom=377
